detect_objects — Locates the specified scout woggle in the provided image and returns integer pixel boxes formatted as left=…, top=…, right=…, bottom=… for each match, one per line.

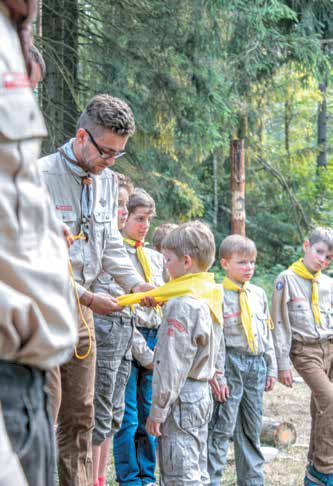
left=117, top=272, right=223, bottom=324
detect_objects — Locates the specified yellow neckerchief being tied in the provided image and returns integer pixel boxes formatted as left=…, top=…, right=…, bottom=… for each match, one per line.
left=289, top=259, right=321, bottom=326
left=223, top=276, right=257, bottom=352
left=117, top=272, right=223, bottom=324
left=123, top=238, right=152, bottom=284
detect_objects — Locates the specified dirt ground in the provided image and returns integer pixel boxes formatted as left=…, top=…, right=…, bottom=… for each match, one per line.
left=106, top=372, right=311, bottom=485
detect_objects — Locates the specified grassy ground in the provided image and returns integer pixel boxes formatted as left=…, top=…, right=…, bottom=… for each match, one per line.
left=106, top=373, right=311, bottom=485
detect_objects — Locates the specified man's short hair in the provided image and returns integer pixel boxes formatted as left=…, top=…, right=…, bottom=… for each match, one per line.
left=127, top=188, right=156, bottom=216
left=76, top=94, right=135, bottom=136
left=113, top=171, right=134, bottom=195
left=29, top=45, right=46, bottom=79
left=308, top=226, right=333, bottom=251
left=162, top=220, right=216, bottom=271
left=219, top=234, right=257, bottom=260
left=152, top=223, right=178, bottom=252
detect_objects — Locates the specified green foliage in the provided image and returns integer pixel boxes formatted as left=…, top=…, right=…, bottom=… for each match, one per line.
left=40, top=0, right=333, bottom=267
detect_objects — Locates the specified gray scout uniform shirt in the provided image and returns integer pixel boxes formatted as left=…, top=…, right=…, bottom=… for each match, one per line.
left=150, top=295, right=224, bottom=423
left=223, top=283, right=277, bottom=378
left=272, top=269, right=333, bottom=370
left=0, top=4, right=77, bottom=370
left=38, top=154, right=144, bottom=296
left=92, top=242, right=165, bottom=366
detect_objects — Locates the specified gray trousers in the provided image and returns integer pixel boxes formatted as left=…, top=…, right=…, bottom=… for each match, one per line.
left=159, top=379, right=212, bottom=486
left=207, top=351, right=267, bottom=486
left=92, top=314, right=134, bottom=446
left=0, top=360, right=56, bottom=486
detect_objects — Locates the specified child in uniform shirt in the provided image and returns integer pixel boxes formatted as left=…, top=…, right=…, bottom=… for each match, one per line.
left=271, top=227, right=333, bottom=486
left=113, top=189, right=165, bottom=486
left=151, top=223, right=178, bottom=253
left=207, top=234, right=277, bottom=486
left=146, top=221, right=224, bottom=486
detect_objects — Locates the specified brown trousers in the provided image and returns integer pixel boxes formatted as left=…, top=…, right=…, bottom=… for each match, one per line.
left=291, top=339, right=333, bottom=474
left=48, top=306, right=96, bottom=486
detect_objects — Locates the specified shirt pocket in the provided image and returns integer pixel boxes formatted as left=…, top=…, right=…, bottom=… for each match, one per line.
left=223, top=311, right=241, bottom=327
left=288, top=300, right=312, bottom=325
left=0, top=86, right=47, bottom=141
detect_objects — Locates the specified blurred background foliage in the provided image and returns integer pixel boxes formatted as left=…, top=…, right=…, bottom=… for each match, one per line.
left=36, top=0, right=333, bottom=274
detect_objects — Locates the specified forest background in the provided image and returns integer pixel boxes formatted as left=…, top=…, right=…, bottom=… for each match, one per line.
left=35, top=0, right=333, bottom=292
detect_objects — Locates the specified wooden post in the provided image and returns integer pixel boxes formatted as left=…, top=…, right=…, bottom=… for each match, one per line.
left=230, top=139, right=245, bottom=235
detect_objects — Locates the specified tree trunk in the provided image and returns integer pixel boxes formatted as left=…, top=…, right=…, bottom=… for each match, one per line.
left=261, top=418, right=297, bottom=449
left=316, top=79, right=327, bottom=168
left=212, top=153, right=218, bottom=227
left=230, top=139, right=245, bottom=236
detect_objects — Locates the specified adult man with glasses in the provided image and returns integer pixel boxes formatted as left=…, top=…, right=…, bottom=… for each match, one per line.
left=39, top=94, right=152, bottom=486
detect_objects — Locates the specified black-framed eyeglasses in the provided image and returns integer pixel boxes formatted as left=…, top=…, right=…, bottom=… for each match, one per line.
left=85, top=129, right=126, bottom=160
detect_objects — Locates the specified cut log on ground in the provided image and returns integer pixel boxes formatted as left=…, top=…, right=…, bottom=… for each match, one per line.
left=260, top=418, right=297, bottom=449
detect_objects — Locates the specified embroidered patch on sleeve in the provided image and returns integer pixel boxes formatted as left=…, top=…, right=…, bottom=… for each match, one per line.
left=167, top=318, right=186, bottom=333
left=276, top=281, right=284, bottom=291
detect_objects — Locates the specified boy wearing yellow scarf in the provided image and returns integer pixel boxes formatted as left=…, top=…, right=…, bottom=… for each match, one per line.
left=145, top=221, right=224, bottom=486
left=271, top=227, right=333, bottom=486
left=207, top=235, right=277, bottom=486
left=113, top=189, right=166, bottom=486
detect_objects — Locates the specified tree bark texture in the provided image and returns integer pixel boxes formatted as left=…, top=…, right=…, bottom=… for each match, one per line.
left=230, top=139, right=246, bottom=236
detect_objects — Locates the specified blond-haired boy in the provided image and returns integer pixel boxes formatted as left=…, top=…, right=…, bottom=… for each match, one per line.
left=146, top=221, right=224, bottom=485
left=272, top=227, right=333, bottom=486
left=207, top=234, right=277, bottom=486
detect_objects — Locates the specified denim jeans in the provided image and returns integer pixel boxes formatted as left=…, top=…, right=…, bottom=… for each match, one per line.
left=113, top=327, right=158, bottom=486
left=0, top=360, right=56, bottom=486
left=207, top=351, right=267, bottom=486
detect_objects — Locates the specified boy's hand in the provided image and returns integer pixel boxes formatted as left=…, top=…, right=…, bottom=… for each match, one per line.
left=219, top=384, right=230, bottom=402
left=146, top=417, right=161, bottom=437
left=278, top=369, right=293, bottom=388
left=133, top=283, right=155, bottom=293
left=265, top=376, right=276, bottom=392
left=145, top=362, right=154, bottom=370
left=209, top=371, right=224, bottom=400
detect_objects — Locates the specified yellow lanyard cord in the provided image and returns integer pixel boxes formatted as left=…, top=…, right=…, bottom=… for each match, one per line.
left=68, top=260, right=92, bottom=360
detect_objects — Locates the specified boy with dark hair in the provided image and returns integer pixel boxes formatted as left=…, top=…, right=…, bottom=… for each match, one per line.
left=113, top=189, right=165, bottom=486
left=207, top=234, right=277, bottom=486
left=152, top=222, right=178, bottom=253
left=272, top=226, right=333, bottom=486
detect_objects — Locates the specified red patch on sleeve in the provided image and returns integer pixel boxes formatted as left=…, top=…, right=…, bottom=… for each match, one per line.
left=3, top=72, right=31, bottom=89
left=167, top=318, right=185, bottom=333
left=56, top=205, right=73, bottom=211
left=167, top=328, right=174, bottom=337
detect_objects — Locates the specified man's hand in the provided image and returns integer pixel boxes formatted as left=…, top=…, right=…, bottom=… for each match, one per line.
left=80, top=291, right=122, bottom=314
left=278, top=369, right=293, bottom=388
left=265, top=376, right=276, bottom=392
left=146, top=417, right=161, bottom=437
left=145, top=362, right=154, bottom=370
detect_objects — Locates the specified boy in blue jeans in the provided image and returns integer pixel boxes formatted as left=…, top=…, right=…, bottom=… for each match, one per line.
left=207, top=235, right=277, bottom=486
left=113, top=189, right=165, bottom=486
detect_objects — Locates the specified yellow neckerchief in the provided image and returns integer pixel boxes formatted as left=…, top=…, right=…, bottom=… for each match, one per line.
left=123, top=237, right=152, bottom=284
left=289, top=259, right=321, bottom=326
left=223, top=276, right=257, bottom=352
left=117, top=272, right=223, bottom=324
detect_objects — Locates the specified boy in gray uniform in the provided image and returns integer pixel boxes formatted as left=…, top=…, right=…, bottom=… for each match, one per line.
left=271, top=227, right=333, bottom=486
left=146, top=221, right=224, bottom=486
left=113, top=189, right=165, bottom=486
left=207, top=235, right=277, bottom=486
